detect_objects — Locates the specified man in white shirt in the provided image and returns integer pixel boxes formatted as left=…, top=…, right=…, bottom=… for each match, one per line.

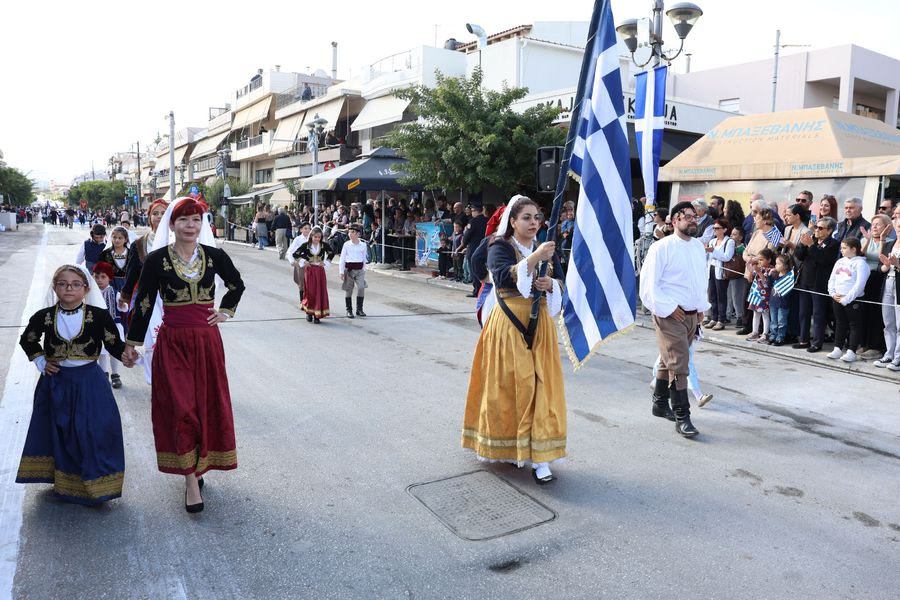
left=639, top=201, right=711, bottom=438
left=339, top=223, right=369, bottom=318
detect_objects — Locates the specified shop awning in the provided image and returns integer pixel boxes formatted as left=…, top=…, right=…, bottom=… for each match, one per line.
left=227, top=182, right=286, bottom=206
left=191, top=131, right=230, bottom=158
left=306, top=96, right=346, bottom=133
left=351, top=95, right=411, bottom=131
left=173, top=145, right=189, bottom=165
left=153, top=154, right=170, bottom=172
left=660, top=106, right=900, bottom=182
left=270, top=111, right=307, bottom=155
left=301, top=147, right=420, bottom=191
left=231, top=97, right=273, bottom=130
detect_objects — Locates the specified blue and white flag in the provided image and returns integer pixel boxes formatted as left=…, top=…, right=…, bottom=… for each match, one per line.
left=634, top=65, right=667, bottom=205
left=772, top=270, right=796, bottom=297
left=561, top=0, right=635, bottom=369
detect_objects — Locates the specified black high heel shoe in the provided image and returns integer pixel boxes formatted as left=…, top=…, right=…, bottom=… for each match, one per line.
left=185, top=487, right=204, bottom=513
left=197, top=477, right=204, bottom=491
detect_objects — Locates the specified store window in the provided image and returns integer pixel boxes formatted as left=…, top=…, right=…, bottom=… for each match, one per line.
left=718, top=98, right=740, bottom=113
left=254, top=168, right=273, bottom=185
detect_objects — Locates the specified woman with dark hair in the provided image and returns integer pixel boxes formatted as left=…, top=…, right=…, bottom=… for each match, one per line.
left=296, top=226, right=335, bottom=323
left=818, top=194, right=838, bottom=222
left=462, top=195, right=566, bottom=485
left=724, top=199, right=745, bottom=233
left=779, top=203, right=811, bottom=341
left=98, top=226, right=131, bottom=333
left=127, top=197, right=245, bottom=513
left=704, top=218, right=734, bottom=330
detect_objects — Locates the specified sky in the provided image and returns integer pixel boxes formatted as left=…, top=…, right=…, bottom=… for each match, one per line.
left=1, top=0, right=897, bottom=184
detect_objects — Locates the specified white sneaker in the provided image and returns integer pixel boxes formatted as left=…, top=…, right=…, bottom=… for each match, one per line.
left=873, top=356, right=893, bottom=368
left=888, top=361, right=900, bottom=372
left=840, top=349, right=857, bottom=363
left=826, top=348, right=843, bottom=359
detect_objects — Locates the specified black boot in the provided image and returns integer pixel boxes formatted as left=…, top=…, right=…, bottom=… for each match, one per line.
left=356, top=296, right=366, bottom=317
left=651, top=378, right=675, bottom=421
left=306, top=311, right=313, bottom=323
left=671, top=385, right=699, bottom=438
left=346, top=297, right=355, bottom=318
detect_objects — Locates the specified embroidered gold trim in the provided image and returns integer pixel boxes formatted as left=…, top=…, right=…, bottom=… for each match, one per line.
left=17, top=456, right=55, bottom=479
left=557, top=313, right=635, bottom=371
left=53, top=470, right=124, bottom=498
left=461, top=429, right=567, bottom=452
left=139, top=296, right=151, bottom=315
left=219, top=308, right=236, bottom=318
left=156, top=448, right=237, bottom=472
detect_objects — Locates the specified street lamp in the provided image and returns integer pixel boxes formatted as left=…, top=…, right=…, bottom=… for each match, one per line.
left=616, top=1, right=702, bottom=67
left=306, top=112, right=328, bottom=225
left=217, top=148, right=233, bottom=240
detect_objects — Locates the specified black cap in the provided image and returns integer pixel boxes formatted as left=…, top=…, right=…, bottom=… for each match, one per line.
left=669, top=201, right=695, bottom=219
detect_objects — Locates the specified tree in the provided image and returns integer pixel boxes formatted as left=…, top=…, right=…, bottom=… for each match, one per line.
left=66, top=180, right=127, bottom=210
left=0, top=166, right=36, bottom=205
left=205, top=177, right=251, bottom=213
left=384, top=67, right=566, bottom=196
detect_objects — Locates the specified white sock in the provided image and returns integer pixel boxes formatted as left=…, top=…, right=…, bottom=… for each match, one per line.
left=534, top=462, right=552, bottom=479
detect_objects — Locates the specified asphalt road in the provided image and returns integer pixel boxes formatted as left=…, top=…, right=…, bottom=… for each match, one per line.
left=1, top=223, right=898, bottom=600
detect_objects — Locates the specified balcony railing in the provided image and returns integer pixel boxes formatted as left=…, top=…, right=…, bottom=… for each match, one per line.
left=191, top=156, right=238, bottom=174
left=236, top=77, right=263, bottom=99
left=367, top=49, right=420, bottom=79
left=274, top=82, right=330, bottom=111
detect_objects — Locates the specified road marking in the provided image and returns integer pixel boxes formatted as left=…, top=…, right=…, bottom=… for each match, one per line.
left=0, top=227, right=48, bottom=600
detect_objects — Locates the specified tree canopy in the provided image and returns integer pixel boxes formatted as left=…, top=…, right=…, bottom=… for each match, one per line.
left=384, top=68, right=566, bottom=196
left=66, top=180, right=127, bottom=210
left=0, top=166, right=35, bottom=205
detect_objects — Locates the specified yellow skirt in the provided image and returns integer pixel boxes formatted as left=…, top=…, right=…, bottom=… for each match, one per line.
left=462, top=296, right=567, bottom=465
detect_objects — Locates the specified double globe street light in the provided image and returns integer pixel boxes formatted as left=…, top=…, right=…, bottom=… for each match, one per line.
left=305, top=112, right=328, bottom=225
left=616, top=1, right=702, bottom=67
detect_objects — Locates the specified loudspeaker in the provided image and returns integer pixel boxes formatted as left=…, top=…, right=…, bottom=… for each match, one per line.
left=537, top=146, right=564, bottom=192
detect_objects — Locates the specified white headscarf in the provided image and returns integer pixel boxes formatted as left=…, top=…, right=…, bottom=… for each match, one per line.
left=151, top=196, right=216, bottom=252
left=44, top=264, right=106, bottom=310
left=494, top=195, right=531, bottom=238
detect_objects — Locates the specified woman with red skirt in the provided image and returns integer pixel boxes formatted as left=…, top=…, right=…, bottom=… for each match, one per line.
left=296, top=227, right=335, bottom=324
left=126, top=197, right=245, bottom=513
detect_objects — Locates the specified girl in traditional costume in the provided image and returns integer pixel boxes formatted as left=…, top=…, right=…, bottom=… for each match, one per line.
left=126, top=197, right=245, bottom=513
left=461, top=195, right=567, bottom=484
left=287, top=221, right=312, bottom=309
left=98, top=226, right=130, bottom=333
left=16, top=264, right=135, bottom=504
left=296, top=226, right=335, bottom=323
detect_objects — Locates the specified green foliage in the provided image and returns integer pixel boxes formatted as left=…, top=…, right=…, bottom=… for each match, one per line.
left=205, top=177, right=251, bottom=213
left=0, top=166, right=36, bottom=205
left=66, top=180, right=127, bottom=210
left=384, top=67, right=566, bottom=196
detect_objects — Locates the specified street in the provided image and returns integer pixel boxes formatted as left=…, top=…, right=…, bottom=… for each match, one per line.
left=1, top=223, right=898, bottom=600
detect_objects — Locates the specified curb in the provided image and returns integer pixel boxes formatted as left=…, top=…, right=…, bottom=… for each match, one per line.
left=634, top=318, right=897, bottom=383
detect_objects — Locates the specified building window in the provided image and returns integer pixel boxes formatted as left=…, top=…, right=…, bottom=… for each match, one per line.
left=718, top=98, right=740, bottom=113
left=254, top=168, right=273, bottom=185
left=854, top=103, right=884, bottom=121
left=832, top=97, right=840, bottom=110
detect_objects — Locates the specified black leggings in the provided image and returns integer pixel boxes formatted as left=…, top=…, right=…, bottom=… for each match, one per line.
left=832, top=299, right=863, bottom=351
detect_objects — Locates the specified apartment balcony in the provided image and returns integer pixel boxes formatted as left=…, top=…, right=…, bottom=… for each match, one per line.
left=360, top=46, right=466, bottom=100
left=191, top=155, right=240, bottom=179
left=230, top=131, right=275, bottom=162
left=273, top=144, right=361, bottom=172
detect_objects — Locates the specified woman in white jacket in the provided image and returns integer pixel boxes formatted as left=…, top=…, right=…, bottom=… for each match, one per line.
left=827, top=236, right=870, bottom=362
left=703, top=219, right=735, bottom=330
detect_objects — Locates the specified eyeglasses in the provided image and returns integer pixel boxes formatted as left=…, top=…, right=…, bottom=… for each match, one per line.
left=712, top=226, right=724, bottom=230
left=814, top=225, right=828, bottom=230
left=677, top=213, right=698, bottom=221
left=54, top=281, right=85, bottom=290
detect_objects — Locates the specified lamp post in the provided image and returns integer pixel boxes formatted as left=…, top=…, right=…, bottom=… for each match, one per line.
left=217, top=148, right=232, bottom=240
left=306, top=113, right=328, bottom=225
left=166, top=111, right=175, bottom=201
left=616, top=2, right=702, bottom=68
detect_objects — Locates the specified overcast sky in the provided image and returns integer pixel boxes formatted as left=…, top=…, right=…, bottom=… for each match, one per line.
left=1, top=0, right=896, bottom=184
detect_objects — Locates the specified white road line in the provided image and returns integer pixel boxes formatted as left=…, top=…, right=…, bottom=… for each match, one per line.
left=0, top=227, right=48, bottom=600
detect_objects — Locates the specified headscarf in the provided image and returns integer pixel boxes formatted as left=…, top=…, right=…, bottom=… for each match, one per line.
left=494, top=195, right=531, bottom=238
left=147, top=198, right=169, bottom=232
left=45, top=264, right=106, bottom=310
left=151, top=197, right=216, bottom=252
left=485, top=205, right=506, bottom=237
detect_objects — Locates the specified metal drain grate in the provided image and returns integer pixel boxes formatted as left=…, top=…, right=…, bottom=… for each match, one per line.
left=407, top=470, right=557, bottom=541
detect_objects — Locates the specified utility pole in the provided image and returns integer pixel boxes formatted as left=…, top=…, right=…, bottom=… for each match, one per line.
left=168, top=111, right=175, bottom=202
left=136, top=140, right=142, bottom=208
left=772, top=29, right=810, bottom=112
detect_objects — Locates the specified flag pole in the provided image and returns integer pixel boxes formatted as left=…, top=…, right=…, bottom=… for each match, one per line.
left=527, top=0, right=604, bottom=332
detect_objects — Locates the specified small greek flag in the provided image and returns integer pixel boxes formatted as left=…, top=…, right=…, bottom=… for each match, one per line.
left=747, top=280, right=763, bottom=306
left=633, top=65, right=667, bottom=205
left=772, top=270, right=796, bottom=297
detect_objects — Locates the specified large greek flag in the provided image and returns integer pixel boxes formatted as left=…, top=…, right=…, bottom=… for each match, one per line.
left=561, top=0, right=635, bottom=369
left=634, top=65, right=667, bottom=205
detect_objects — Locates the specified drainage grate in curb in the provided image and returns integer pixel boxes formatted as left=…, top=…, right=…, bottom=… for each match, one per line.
left=407, top=470, right=557, bottom=541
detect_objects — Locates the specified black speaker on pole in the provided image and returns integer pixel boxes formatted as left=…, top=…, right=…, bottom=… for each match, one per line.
left=536, top=146, right=564, bottom=192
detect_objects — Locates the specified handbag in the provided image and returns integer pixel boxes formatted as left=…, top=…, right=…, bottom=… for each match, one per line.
left=723, top=252, right=745, bottom=280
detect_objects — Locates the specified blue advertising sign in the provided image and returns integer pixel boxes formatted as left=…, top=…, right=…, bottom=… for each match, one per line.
left=190, top=185, right=200, bottom=197
left=133, top=195, right=139, bottom=205
left=414, top=222, right=453, bottom=265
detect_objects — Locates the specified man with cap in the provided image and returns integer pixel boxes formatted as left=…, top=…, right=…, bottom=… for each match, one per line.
left=339, top=223, right=369, bottom=318
left=639, top=201, right=710, bottom=438
left=459, top=204, right=488, bottom=297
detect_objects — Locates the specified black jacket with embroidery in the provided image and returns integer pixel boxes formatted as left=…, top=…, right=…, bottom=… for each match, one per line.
left=19, top=304, right=127, bottom=362
left=98, top=247, right=129, bottom=278
left=126, top=244, right=245, bottom=345
left=293, top=241, right=335, bottom=263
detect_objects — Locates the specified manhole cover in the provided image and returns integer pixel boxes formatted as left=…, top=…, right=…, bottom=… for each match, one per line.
left=407, top=470, right=557, bottom=541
